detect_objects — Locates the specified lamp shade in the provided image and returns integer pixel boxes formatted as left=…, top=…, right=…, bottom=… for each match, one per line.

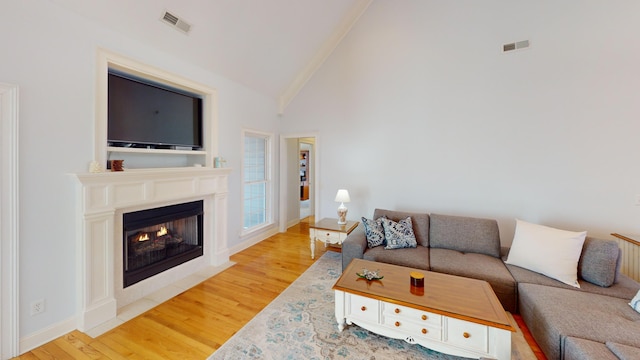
left=334, top=189, right=350, bottom=203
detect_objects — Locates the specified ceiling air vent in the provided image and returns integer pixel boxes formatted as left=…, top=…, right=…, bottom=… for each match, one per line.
left=161, top=11, right=192, bottom=34
left=503, top=40, right=530, bottom=53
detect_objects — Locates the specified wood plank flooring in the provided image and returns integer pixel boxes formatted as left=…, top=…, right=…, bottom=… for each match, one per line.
left=14, top=217, right=546, bottom=359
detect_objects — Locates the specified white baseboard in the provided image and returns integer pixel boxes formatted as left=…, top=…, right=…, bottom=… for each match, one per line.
left=19, top=316, right=77, bottom=355
left=286, top=218, right=301, bottom=230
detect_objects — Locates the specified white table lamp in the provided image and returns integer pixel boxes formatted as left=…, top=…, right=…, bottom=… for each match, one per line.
left=334, top=189, right=351, bottom=225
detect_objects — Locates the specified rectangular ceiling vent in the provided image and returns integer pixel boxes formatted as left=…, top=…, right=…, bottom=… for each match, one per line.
left=503, top=40, right=530, bottom=53
left=161, top=11, right=192, bottom=34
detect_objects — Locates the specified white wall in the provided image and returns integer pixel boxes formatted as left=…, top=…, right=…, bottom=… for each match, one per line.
left=0, top=0, right=279, bottom=341
left=281, top=0, right=640, bottom=243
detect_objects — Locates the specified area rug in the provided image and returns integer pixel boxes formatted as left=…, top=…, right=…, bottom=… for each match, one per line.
left=209, top=251, right=534, bottom=359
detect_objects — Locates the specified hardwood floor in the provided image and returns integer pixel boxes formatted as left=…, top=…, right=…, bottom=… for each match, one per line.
left=15, top=218, right=326, bottom=359
left=14, top=217, right=546, bottom=359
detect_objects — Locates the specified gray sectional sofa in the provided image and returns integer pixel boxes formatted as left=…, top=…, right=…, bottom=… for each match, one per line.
left=341, top=208, right=640, bottom=360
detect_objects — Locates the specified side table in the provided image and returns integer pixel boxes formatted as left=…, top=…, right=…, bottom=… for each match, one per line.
left=309, top=218, right=359, bottom=259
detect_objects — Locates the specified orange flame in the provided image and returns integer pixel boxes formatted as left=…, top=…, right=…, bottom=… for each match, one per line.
left=157, top=226, right=168, bottom=237
left=137, top=233, right=149, bottom=242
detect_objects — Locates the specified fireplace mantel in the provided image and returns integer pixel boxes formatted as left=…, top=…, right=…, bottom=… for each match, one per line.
left=73, top=167, right=230, bottom=331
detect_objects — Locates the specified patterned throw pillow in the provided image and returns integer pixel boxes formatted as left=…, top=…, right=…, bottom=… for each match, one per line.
left=630, top=290, right=640, bottom=313
left=362, top=216, right=386, bottom=248
left=382, top=217, right=417, bottom=250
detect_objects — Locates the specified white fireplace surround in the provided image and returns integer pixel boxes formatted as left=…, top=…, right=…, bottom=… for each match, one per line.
left=74, top=167, right=230, bottom=332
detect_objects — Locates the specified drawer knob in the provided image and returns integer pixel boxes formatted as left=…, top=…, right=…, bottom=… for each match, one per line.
left=395, top=308, right=400, bottom=314
left=395, top=321, right=401, bottom=327
left=326, top=233, right=331, bottom=236
left=422, top=328, right=428, bottom=334
left=463, top=332, right=470, bottom=339
left=361, top=306, right=367, bottom=311
left=421, top=315, right=428, bottom=321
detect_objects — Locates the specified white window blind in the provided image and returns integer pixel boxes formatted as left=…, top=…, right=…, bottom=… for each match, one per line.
left=242, top=131, right=272, bottom=231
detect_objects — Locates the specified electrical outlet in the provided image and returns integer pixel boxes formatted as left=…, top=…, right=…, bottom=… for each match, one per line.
left=30, top=299, right=45, bottom=316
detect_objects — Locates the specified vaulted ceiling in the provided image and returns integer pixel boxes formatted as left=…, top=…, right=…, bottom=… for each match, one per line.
left=51, top=0, right=372, bottom=112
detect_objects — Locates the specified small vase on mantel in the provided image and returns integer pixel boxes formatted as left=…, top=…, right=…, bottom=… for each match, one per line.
left=89, top=160, right=103, bottom=173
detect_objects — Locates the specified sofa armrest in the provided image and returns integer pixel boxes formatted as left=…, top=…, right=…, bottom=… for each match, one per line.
left=342, top=224, right=367, bottom=270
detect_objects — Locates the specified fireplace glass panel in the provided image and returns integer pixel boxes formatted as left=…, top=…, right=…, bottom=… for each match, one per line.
left=123, top=201, right=203, bottom=287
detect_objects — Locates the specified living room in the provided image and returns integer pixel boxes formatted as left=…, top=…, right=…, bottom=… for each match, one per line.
left=2, top=0, right=640, bottom=358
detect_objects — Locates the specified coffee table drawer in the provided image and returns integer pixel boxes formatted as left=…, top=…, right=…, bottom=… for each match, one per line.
left=445, top=318, right=488, bottom=353
left=381, top=314, right=441, bottom=341
left=381, top=303, right=441, bottom=327
left=346, top=294, right=379, bottom=323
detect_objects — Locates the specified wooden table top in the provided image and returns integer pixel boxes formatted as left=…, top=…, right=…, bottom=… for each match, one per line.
left=310, top=218, right=359, bottom=233
left=334, top=259, right=515, bottom=331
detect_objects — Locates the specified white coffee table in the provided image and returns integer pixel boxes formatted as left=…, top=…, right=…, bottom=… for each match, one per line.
left=333, top=259, right=515, bottom=360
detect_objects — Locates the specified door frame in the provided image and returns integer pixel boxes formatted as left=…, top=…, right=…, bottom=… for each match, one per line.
left=279, top=133, right=319, bottom=232
left=1, top=82, right=19, bottom=358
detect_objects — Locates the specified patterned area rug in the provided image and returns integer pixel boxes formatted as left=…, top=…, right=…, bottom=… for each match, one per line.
left=209, top=251, right=534, bottom=360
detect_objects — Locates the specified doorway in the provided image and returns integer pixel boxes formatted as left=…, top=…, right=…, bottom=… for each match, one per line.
left=299, top=140, right=313, bottom=220
left=278, top=134, right=319, bottom=232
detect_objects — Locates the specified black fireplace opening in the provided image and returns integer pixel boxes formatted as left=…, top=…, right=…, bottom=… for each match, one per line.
left=123, top=200, right=204, bottom=288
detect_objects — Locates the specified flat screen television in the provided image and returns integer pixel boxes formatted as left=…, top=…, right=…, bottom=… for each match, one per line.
left=108, top=70, right=203, bottom=150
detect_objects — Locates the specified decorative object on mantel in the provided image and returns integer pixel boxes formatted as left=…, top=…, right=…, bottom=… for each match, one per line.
left=334, top=189, right=350, bottom=224
left=89, top=160, right=103, bottom=173
left=110, top=159, right=124, bottom=172
left=356, top=268, right=383, bottom=281
left=214, top=156, right=226, bottom=168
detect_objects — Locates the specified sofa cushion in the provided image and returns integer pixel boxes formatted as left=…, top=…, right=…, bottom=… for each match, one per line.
left=382, top=217, right=417, bottom=249
left=507, top=263, right=640, bottom=301
left=606, top=341, right=640, bottom=360
left=564, top=337, right=618, bottom=360
left=363, top=246, right=429, bottom=270
left=579, top=237, right=621, bottom=287
left=429, top=214, right=501, bottom=258
left=373, top=209, right=429, bottom=247
left=505, top=219, right=586, bottom=288
left=361, top=216, right=386, bottom=248
left=518, top=283, right=640, bottom=360
left=429, top=248, right=517, bottom=313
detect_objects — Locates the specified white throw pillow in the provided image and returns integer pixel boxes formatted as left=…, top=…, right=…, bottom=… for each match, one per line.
left=505, top=219, right=587, bottom=288
left=630, top=290, right=640, bottom=313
